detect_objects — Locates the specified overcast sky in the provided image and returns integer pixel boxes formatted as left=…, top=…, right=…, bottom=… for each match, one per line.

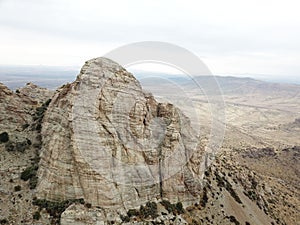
left=0, top=0, right=300, bottom=79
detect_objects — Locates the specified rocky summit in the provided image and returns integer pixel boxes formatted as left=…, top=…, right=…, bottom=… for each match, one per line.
left=36, top=58, right=205, bottom=212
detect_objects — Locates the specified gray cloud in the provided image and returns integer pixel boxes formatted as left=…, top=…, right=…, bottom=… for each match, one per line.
left=0, top=0, right=299, bottom=78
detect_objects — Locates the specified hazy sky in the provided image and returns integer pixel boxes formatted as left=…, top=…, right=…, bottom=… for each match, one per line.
left=0, top=0, right=300, bottom=79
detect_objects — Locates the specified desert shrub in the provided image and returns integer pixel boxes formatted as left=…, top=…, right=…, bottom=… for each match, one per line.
left=244, top=190, right=257, bottom=201
left=35, top=124, right=42, bottom=131
left=0, top=132, right=9, bottom=143
left=146, top=201, right=158, bottom=218
left=160, top=200, right=184, bottom=215
left=125, top=201, right=158, bottom=220
left=251, top=178, right=258, bottom=189
left=32, top=155, right=41, bottom=165
left=20, top=165, right=38, bottom=181
left=227, top=215, right=240, bottom=225
left=29, top=176, right=38, bottom=189
left=204, top=170, right=210, bottom=177
left=32, top=99, right=51, bottom=123
left=85, top=203, right=92, bottom=208
left=267, top=198, right=275, bottom=204
left=5, top=142, right=14, bottom=152
left=127, top=208, right=139, bottom=217
left=175, top=202, right=184, bottom=214
left=215, top=171, right=225, bottom=187
left=225, top=182, right=242, bottom=204
left=26, top=139, right=32, bottom=145
left=20, top=164, right=39, bottom=189
left=191, top=219, right=200, bottom=225
left=22, top=123, right=30, bottom=130
left=215, top=171, right=242, bottom=204
left=33, top=198, right=84, bottom=223
left=33, top=211, right=41, bottom=220
left=160, top=199, right=175, bottom=213
left=44, top=99, right=51, bottom=106
left=120, top=215, right=130, bottom=222
left=200, top=187, right=208, bottom=207
left=140, top=201, right=158, bottom=219
left=0, top=219, right=8, bottom=224
left=35, top=99, right=51, bottom=117
left=15, top=141, right=28, bottom=153
left=5, top=140, right=30, bottom=153
left=14, top=185, right=21, bottom=192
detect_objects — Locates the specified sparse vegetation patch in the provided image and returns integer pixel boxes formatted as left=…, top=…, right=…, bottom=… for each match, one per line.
left=20, top=165, right=39, bottom=189
left=214, top=171, right=242, bottom=204
left=33, top=198, right=84, bottom=224
left=0, top=132, right=9, bottom=143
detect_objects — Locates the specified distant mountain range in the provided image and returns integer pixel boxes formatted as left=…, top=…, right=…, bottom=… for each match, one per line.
left=0, top=65, right=299, bottom=91
left=0, top=65, right=79, bottom=90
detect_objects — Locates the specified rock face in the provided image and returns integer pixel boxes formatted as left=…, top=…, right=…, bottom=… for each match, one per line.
left=0, top=82, right=54, bottom=132
left=36, top=57, right=205, bottom=211
left=0, top=83, right=33, bottom=132
left=17, top=82, right=54, bottom=105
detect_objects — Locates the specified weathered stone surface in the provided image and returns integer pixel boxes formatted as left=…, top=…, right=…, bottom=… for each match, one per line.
left=61, top=204, right=106, bottom=225
left=0, top=82, right=54, bottom=133
left=17, top=82, right=54, bottom=105
left=36, top=57, right=205, bottom=212
left=0, top=83, right=33, bottom=132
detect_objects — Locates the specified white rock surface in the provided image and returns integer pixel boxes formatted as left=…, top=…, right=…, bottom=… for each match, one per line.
left=36, top=58, right=205, bottom=212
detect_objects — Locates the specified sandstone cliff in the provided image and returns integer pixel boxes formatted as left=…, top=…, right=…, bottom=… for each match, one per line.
left=36, top=58, right=205, bottom=212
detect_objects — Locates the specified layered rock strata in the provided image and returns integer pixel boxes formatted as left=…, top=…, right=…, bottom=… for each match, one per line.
left=36, top=58, right=205, bottom=211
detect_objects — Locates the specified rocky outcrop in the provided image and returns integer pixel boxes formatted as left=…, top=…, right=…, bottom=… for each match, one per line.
left=0, top=82, right=54, bottom=153
left=0, top=82, right=54, bottom=132
left=60, top=204, right=107, bottom=225
left=17, top=82, right=54, bottom=105
left=36, top=57, right=205, bottom=212
left=0, top=83, right=33, bottom=132
left=60, top=202, right=188, bottom=225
